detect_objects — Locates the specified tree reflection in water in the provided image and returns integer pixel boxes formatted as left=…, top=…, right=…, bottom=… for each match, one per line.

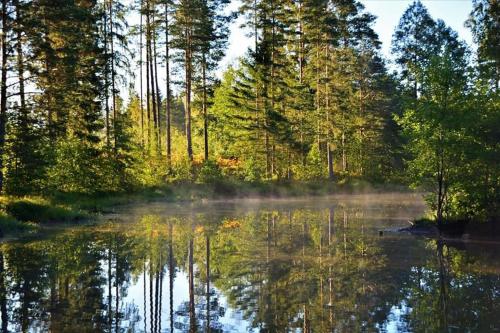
left=0, top=198, right=498, bottom=332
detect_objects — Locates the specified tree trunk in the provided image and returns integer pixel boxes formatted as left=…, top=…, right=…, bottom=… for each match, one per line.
left=145, top=1, right=151, bottom=149
left=206, top=236, right=210, bottom=332
left=14, top=0, right=26, bottom=126
left=168, top=223, right=174, bottom=333
left=0, top=251, right=8, bottom=332
left=202, top=55, right=208, bottom=161
left=143, top=261, right=147, bottom=332
left=0, top=0, right=8, bottom=193
left=316, top=36, right=321, bottom=148
left=103, top=2, right=110, bottom=148
left=153, top=13, right=162, bottom=151
left=149, top=258, right=153, bottom=333
left=139, top=0, right=144, bottom=147
left=147, top=2, right=157, bottom=149
left=115, top=259, right=119, bottom=333
left=298, top=0, right=306, bottom=166
left=109, top=0, right=117, bottom=152
left=437, top=240, right=448, bottom=329
left=437, top=153, right=444, bottom=228
left=185, top=29, right=193, bottom=161
left=108, top=248, right=112, bottom=330
left=154, top=266, right=159, bottom=332
left=188, top=232, right=195, bottom=332
left=165, top=3, right=171, bottom=165
left=325, top=46, right=334, bottom=180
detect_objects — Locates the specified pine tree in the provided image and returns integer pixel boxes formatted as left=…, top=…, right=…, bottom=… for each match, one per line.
left=391, top=0, right=437, bottom=98
left=195, top=0, right=230, bottom=161
left=171, top=0, right=199, bottom=161
left=0, top=0, right=9, bottom=192
left=466, top=0, right=500, bottom=90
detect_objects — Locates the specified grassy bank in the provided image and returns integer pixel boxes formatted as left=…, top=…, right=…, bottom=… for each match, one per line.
left=0, top=179, right=411, bottom=237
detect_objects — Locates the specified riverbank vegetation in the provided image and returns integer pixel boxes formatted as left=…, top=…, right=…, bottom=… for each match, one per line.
left=0, top=0, right=498, bottom=233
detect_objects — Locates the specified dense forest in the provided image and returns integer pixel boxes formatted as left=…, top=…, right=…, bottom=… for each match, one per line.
left=0, top=0, right=498, bottom=222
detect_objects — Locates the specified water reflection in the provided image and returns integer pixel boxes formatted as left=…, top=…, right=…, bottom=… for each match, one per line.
left=0, top=195, right=498, bottom=332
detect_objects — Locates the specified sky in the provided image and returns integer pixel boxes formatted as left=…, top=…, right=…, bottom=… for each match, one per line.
left=220, top=0, right=474, bottom=71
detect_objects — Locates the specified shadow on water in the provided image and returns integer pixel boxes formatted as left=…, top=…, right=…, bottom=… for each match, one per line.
left=0, top=193, right=498, bottom=332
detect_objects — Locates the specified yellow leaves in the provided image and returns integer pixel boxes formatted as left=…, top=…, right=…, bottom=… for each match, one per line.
left=217, top=157, right=241, bottom=170
left=222, top=219, right=241, bottom=229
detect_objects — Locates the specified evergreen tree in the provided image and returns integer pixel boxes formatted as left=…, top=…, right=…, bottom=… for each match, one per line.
left=195, top=0, right=230, bottom=161
left=466, top=0, right=500, bottom=90
left=391, top=0, right=437, bottom=98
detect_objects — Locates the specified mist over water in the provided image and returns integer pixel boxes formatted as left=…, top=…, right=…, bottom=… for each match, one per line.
left=0, top=193, right=498, bottom=332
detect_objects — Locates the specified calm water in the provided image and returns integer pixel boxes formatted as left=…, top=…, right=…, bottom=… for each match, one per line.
left=0, top=193, right=499, bottom=333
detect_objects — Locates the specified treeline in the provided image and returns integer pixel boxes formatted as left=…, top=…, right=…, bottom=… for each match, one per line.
left=0, top=0, right=498, bottom=221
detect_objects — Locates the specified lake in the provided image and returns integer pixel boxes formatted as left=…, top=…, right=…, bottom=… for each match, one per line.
left=0, top=193, right=499, bottom=332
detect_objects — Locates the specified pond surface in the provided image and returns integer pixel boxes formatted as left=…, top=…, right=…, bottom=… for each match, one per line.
left=0, top=193, right=499, bottom=332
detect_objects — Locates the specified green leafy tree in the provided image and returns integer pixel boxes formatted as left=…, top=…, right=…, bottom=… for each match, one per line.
left=398, top=40, right=469, bottom=224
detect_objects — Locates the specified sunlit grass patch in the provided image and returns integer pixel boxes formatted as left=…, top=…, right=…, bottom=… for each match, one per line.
left=0, top=211, right=35, bottom=234
left=0, top=196, right=88, bottom=224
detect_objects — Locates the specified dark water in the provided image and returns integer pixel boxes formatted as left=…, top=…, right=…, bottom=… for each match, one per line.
left=0, top=193, right=499, bottom=333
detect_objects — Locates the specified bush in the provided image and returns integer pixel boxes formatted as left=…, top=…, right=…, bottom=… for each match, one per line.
left=197, top=160, right=223, bottom=184
left=46, top=138, right=119, bottom=194
left=293, top=144, right=325, bottom=181
left=243, top=156, right=264, bottom=182
left=171, top=158, right=195, bottom=182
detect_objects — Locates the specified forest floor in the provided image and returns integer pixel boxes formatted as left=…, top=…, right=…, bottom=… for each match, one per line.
left=0, top=179, right=410, bottom=237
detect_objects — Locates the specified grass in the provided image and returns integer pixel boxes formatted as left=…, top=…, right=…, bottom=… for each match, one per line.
left=0, top=211, right=34, bottom=235
left=0, top=196, right=87, bottom=237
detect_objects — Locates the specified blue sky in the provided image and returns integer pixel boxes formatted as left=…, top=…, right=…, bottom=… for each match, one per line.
left=220, top=0, right=474, bottom=70
left=361, top=0, right=473, bottom=56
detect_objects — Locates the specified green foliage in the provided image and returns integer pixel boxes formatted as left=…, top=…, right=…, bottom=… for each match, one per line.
left=46, top=138, right=118, bottom=194
left=397, top=18, right=498, bottom=222
left=242, top=156, right=264, bottom=183
left=4, top=198, right=86, bottom=224
left=293, top=143, right=324, bottom=181
left=197, top=160, right=223, bottom=184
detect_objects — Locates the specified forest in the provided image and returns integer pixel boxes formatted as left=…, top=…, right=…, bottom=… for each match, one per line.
left=0, top=0, right=498, bottom=227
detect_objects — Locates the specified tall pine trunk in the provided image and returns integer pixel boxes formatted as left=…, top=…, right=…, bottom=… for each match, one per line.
left=139, top=0, right=144, bottom=147
left=188, top=230, right=195, bottom=331
left=205, top=236, right=210, bottom=331
left=153, top=28, right=162, bottom=150
left=145, top=1, right=151, bottom=149
left=14, top=0, right=26, bottom=125
left=185, top=27, right=193, bottom=161
left=202, top=55, right=208, bottom=160
left=165, top=3, right=171, bottom=166
left=325, top=46, right=334, bottom=180
left=109, top=0, right=117, bottom=152
left=103, top=3, right=111, bottom=148
left=0, top=0, right=8, bottom=193
left=147, top=2, right=158, bottom=150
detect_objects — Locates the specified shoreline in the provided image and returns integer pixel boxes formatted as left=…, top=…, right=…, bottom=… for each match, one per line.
left=0, top=180, right=414, bottom=238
